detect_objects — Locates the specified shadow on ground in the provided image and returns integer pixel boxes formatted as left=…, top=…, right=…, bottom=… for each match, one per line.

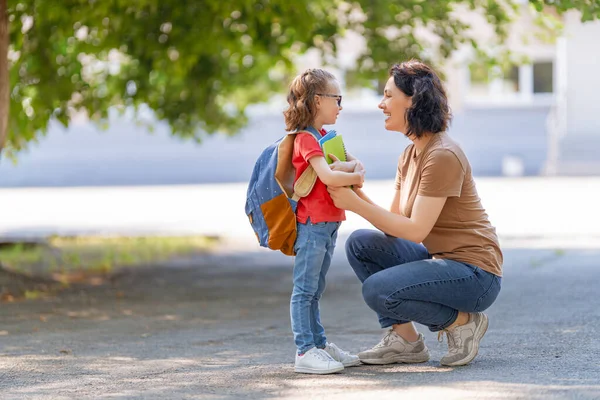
left=1, top=247, right=599, bottom=399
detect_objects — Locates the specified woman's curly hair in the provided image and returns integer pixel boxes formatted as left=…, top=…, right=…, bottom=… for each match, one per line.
left=284, top=68, right=336, bottom=131
left=390, top=60, right=452, bottom=138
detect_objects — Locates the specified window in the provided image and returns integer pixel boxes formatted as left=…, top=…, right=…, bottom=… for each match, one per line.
left=466, top=59, right=554, bottom=105
left=468, top=63, right=489, bottom=96
left=468, top=63, right=520, bottom=96
left=502, top=66, right=520, bottom=94
left=533, top=62, right=553, bottom=93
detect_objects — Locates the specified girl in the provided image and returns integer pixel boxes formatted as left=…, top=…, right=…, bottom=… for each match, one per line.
left=284, top=68, right=365, bottom=374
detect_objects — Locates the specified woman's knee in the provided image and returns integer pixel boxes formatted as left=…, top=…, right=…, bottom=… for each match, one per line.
left=362, top=274, right=388, bottom=312
left=345, top=229, right=381, bottom=260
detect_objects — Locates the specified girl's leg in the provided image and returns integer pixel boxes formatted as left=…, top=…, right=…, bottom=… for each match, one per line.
left=291, top=221, right=335, bottom=355
left=310, top=223, right=339, bottom=349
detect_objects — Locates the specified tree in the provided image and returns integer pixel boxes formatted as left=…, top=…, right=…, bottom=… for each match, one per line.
left=1, top=0, right=599, bottom=158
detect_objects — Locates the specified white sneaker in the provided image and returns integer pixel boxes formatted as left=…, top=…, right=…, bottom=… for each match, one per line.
left=323, top=342, right=361, bottom=367
left=294, top=347, right=344, bottom=374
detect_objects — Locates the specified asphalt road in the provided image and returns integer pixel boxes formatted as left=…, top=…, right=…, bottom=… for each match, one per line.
left=1, top=243, right=599, bottom=399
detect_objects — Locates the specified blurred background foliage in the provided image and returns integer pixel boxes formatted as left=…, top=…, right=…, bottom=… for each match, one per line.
left=3, top=0, right=599, bottom=156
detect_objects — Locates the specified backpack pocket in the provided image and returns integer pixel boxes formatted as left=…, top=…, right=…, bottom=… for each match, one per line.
left=260, top=193, right=298, bottom=256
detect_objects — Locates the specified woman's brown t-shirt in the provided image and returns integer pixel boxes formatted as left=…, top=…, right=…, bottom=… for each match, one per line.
left=395, top=132, right=503, bottom=276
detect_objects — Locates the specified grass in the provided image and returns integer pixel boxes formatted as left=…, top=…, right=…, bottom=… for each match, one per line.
left=0, top=235, right=219, bottom=279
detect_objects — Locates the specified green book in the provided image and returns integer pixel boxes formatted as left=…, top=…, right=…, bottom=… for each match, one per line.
left=322, top=134, right=347, bottom=164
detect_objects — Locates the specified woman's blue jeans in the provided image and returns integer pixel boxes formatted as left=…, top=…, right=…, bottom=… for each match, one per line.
left=346, top=229, right=501, bottom=331
left=291, top=219, right=341, bottom=354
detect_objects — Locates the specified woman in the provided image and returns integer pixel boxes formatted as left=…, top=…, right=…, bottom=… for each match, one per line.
left=328, top=60, right=502, bottom=367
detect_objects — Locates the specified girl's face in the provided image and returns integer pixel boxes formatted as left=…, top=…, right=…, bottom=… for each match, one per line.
left=315, top=80, right=343, bottom=127
left=379, top=76, right=412, bottom=134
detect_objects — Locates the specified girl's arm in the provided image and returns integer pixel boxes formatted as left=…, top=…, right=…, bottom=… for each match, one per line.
left=328, top=187, right=446, bottom=243
left=309, top=156, right=364, bottom=187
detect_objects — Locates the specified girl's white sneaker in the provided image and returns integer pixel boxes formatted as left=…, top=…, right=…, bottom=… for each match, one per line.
left=323, top=342, right=361, bottom=367
left=294, top=347, right=344, bottom=374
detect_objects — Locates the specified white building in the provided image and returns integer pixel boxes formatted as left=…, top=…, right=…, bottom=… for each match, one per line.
left=303, top=7, right=600, bottom=176
left=444, top=9, right=600, bottom=175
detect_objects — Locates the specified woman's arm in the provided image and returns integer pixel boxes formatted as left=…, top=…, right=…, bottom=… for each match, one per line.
left=390, top=189, right=400, bottom=214
left=328, top=187, right=446, bottom=243
left=353, top=187, right=376, bottom=206
left=309, top=156, right=364, bottom=187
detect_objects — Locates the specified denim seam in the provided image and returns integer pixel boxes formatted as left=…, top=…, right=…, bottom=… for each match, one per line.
left=357, top=245, right=407, bottom=265
left=381, top=275, right=474, bottom=329
left=294, top=228, right=323, bottom=353
left=382, top=274, right=476, bottom=314
left=436, top=309, right=459, bottom=331
left=475, top=276, right=498, bottom=310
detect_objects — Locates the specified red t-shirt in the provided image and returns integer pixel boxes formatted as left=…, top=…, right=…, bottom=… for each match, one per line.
left=292, top=130, right=346, bottom=224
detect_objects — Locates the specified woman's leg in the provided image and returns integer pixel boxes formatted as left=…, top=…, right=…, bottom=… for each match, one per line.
left=345, top=229, right=429, bottom=330
left=346, top=229, right=501, bottom=365
left=361, top=258, right=498, bottom=331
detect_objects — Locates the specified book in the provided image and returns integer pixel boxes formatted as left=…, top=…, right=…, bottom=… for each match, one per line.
left=318, top=130, right=337, bottom=147
left=321, top=134, right=347, bottom=164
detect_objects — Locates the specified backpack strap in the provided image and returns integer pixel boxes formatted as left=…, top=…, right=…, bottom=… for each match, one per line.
left=292, top=167, right=317, bottom=201
left=290, top=127, right=322, bottom=201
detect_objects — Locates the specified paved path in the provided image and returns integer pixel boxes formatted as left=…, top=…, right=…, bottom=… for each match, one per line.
left=1, top=244, right=599, bottom=399
left=2, top=177, right=600, bottom=248
left=2, top=178, right=600, bottom=398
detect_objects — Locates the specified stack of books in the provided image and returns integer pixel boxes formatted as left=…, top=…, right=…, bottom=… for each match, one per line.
left=319, top=130, right=347, bottom=164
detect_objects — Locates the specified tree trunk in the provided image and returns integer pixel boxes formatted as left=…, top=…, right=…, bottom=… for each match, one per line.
left=0, top=0, right=8, bottom=155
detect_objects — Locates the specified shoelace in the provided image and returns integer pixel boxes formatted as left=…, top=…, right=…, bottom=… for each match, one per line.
left=316, top=349, right=336, bottom=362
left=373, top=328, right=395, bottom=349
left=438, top=329, right=459, bottom=353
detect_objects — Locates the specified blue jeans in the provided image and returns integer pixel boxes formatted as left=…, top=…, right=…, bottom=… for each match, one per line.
left=291, top=219, right=341, bottom=354
left=346, top=229, right=502, bottom=331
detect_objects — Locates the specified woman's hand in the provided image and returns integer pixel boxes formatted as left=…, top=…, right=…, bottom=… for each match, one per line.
left=327, top=186, right=361, bottom=212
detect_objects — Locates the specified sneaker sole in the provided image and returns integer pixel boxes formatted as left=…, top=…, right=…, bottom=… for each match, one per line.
left=359, top=351, right=430, bottom=365
left=294, top=365, right=345, bottom=374
left=342, top=359, right=362, bottom=367
left=441, top=313, right=489, bottom=367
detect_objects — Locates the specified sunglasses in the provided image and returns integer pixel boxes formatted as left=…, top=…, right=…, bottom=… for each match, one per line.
left=317, top=93, right=342, bottom=107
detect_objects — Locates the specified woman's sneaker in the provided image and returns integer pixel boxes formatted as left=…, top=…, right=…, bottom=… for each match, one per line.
left=358, top=330, right=430, bottom=365
left=295, top=347, right=344, bottom=374
left=323, top=342, right=361, bottom=367
left=440, top=312, right=489, bottom=366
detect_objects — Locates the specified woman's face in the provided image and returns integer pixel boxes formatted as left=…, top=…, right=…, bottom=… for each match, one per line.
left=379, top=76, right=412, bottom=134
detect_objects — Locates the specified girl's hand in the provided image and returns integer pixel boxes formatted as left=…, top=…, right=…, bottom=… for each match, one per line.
left=327, top=186, right=361, bottom=212
left=353, top=160, right=365, bottom=188
left=328, top=154, right=356, bottom=173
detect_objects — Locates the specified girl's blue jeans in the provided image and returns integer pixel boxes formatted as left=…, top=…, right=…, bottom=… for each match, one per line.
left=291, top=219, right=340, bottom=355
left=345, top=229, right=502, bottom=331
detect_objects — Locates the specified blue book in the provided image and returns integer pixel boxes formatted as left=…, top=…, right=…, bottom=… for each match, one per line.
left=318, top=130, right=337, bottom=147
